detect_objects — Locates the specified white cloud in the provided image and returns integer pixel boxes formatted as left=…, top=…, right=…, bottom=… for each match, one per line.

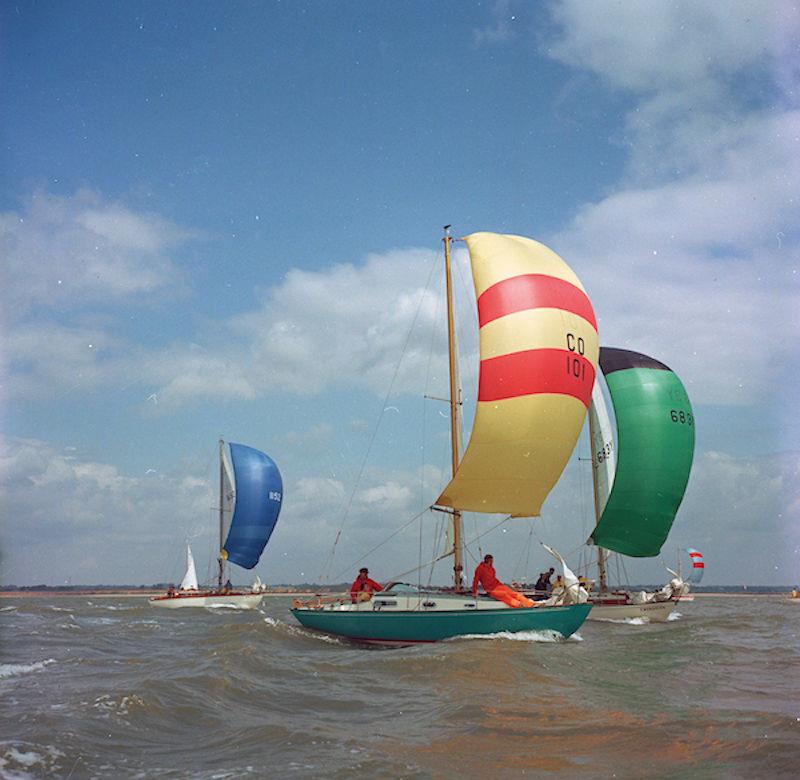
left=2, top=430, right=796, bottom=586
left=133, top=246, right=460, bottom=407
left=0, top=189, right=192, bottom=323
left=547, top=1, right=788, bottom=95
left=4, top=321, right=123, bottom=399
left=540, top=1, right=800, bottom=409
left=0, top=437, right=212, bottom=585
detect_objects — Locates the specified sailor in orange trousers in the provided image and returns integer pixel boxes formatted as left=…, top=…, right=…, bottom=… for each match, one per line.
left=472, top=554, right=535, bottom=608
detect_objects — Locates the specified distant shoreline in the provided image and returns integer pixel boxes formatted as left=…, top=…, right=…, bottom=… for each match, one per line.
left=0, top=589, right=323, bottom=599
left=0, top=589, right=793, bottom=599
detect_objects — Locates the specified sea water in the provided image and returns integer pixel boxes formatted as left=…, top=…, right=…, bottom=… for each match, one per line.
left=1, top=595, right=798, bottom=779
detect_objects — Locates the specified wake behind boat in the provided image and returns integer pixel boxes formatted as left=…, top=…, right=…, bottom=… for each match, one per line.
left=150, top=439, right=282, bottom=610
left=292, top=230, right=598, bottom=643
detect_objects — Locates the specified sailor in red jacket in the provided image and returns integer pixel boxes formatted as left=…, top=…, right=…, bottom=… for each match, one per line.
left=472, top=554, right=535, bottom=608
left=350, top=567, right=384, bottom=603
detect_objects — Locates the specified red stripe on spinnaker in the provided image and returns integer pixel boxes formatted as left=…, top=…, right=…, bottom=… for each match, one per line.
left=478, top=348, right=595, bottom=405
left=693, top=562, right=705, bottom=569
left=478, top=274, right=597, bottom=330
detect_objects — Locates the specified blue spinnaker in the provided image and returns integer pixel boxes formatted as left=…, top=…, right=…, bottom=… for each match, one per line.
left=223, top=443, right=283, bottom=570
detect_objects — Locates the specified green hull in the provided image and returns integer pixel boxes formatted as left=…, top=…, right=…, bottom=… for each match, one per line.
left=290, top=603, right=592, bottom=644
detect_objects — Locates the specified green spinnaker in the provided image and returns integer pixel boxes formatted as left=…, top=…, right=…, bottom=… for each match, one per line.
left=590, top=348, right=695, bottom=557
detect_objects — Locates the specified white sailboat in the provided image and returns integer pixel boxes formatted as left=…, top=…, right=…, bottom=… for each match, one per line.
left=150, top=439, right=282, bottom=610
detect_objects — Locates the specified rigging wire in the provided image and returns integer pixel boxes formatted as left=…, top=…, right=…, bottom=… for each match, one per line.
left=319, top=251, right=440, bottom=583
left=331, top=508, right=430, bottom=583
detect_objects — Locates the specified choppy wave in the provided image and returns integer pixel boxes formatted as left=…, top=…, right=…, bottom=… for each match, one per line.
left=451, top=628, right=573, bottom=643
left=85, top=602, right=138, bottom=611
left=2, top=594, right=799, bottom=779
left=0, top=742, right=66, bottom=780
left=0, top=660, right=56, bottom=680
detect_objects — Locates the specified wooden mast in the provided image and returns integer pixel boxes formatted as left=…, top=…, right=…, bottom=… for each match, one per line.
left=218, top=438, right=225, bottom=590
left=588, top=404, right=607, bottom=593
left=443, top=226, right=464, bottom=591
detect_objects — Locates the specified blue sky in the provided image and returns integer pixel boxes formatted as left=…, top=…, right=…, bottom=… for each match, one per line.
left=2, top=1, right=798, bottom=587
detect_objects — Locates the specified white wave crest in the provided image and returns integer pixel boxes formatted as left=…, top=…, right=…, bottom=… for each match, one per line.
left=265, top=617, right=346, bottom=645
left=0, top=742, right=66, bottom=778
left=92, top=693, right=145, bottom=718
left=0, top=659, right=56, bottom=680
left=451, top=629, right=566, bottom=643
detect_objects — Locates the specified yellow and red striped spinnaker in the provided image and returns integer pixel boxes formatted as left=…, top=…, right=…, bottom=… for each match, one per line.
left=437, top=232, right=598, bottom=517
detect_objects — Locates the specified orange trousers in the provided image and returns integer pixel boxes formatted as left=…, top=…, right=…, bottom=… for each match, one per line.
left=488, top=583, right=535, bottom=609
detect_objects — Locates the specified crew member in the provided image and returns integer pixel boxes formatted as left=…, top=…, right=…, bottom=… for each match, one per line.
left=350, top=567, right=383, bottom=603
left=533, top=567, right=555, bottom=600
left=472, top=554, right=535, bottom=609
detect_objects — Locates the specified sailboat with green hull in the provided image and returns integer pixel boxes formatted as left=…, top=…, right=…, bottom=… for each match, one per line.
left=292, top=591, right=590, bottom=645
left=583, top=347, right=695, bottom=621
left=291, top=230, right=597, bottom=643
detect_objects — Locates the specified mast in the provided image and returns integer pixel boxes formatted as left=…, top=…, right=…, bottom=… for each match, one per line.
left=218, top=438, right=225, bottom=589
left=443, top=226, right=464, bottom=591
left=588, top=404, right=608, bottom=593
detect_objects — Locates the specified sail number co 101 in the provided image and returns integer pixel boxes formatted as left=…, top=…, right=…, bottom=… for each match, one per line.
left=669, top=410, right=693, bottom=426
left=565, top=333, right=587, bottom=381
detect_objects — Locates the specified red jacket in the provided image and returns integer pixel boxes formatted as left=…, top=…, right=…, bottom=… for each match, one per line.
left=472, top=562, right=500, bottom=596
left=350, top=574, right=383, bottom=602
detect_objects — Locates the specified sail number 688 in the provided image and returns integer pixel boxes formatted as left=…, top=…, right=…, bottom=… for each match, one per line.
left=669, top=410, right=693, bottom=426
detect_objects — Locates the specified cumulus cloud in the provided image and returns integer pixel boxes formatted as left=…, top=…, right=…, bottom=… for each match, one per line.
left=1, top=189, right=198, bottom=403
left=547, top=1, right=788, bottom=96
left=0, top=189, right=192, bottom=323
left=1, top=185, right=477, bottom=411
left=132, top=245, right=469, bottom=409
left=0, top=435, right=453, bottom=585
left=0, top=437, right=212, bottom=585
left=541, top=1, right=800, bottom=410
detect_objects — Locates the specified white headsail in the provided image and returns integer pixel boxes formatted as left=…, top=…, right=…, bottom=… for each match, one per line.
left=179, top=544, right=199, bottom=591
